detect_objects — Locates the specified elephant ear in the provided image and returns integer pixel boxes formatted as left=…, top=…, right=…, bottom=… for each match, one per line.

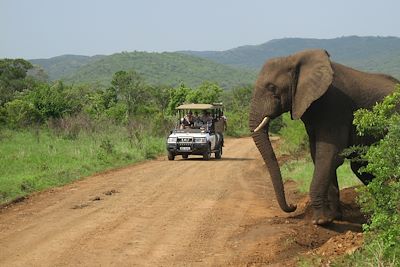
left=291, top=49, right=334, bottom=120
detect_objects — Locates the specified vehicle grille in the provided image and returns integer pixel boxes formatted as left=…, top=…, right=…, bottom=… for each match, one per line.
left=177, top=137, right=193, bottom=146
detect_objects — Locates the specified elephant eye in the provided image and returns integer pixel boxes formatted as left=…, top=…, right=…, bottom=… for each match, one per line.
left=266, top=83, right=277, bottom=93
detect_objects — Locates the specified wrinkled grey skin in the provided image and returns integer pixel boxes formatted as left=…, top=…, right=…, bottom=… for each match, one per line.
left=249, top=49, right=399, bottom=225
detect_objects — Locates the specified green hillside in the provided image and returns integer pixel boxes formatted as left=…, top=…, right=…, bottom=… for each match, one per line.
left=60, top=52, right=256, bottom=88
left=29, top=36, right=400, bottom=88
left=30, top=54, right=105, bottom=80
left=181, top=36, right=400, bottom=79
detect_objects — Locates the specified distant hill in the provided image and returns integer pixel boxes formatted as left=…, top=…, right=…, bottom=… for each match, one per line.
left=181, top=36, right=400, bottom=79
left=31, top=52, right=256, bottom=89
left=30, top=54, right=106, bottom=81
left=29, top=36, right=400, bottom=89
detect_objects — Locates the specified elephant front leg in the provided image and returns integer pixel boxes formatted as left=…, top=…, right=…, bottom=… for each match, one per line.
left=310, top=141, right=344, bottom=225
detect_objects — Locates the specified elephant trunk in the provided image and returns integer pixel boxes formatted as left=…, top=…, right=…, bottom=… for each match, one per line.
left=250, top=108, right=297, bottom=213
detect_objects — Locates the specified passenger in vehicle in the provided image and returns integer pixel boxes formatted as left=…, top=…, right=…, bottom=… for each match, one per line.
left=221, top=111, right=228, bottom=131
left=201, top=111, right=213, bottom=130
left=193, top=112, right=203, bottom=128
left=181, top=111, right=194, bottom=128
left=201, top=111, right=212, bottom=124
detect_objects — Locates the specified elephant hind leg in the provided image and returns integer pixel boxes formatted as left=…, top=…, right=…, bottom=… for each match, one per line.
left=350, top=161, right=374, bottom=185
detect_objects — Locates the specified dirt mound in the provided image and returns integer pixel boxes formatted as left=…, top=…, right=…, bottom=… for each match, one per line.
left=223, top=182, right=367, bottom=266
left=282, top=186, right=366, bottom=265
left=313, top=231, right=364, bottom=257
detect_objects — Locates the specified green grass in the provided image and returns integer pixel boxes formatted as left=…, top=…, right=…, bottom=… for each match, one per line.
left=281, top=158, right=362, bottom=193
left=332, top=241, right=399, bottom=267
left=278, top=114, right=309, bottom=156
left=0, top=127, right=165, bottom=204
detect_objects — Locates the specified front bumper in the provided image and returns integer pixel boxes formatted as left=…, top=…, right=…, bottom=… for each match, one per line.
left=167, top=142, right=209, bottom=155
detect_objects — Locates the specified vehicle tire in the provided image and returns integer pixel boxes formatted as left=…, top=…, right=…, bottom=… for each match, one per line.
left=168, top=152, right=175, bottom=161
left=182, top=154, right=188, bottom=159
left=203, top=145, right=211, bottom=160
left=215, top=146, right=222, bottom=159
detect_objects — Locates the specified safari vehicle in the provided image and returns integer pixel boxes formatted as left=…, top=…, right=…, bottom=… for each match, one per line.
left=166, top=103, right=226, bottom=160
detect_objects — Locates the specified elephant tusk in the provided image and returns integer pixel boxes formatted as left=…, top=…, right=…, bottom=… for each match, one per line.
left=253, top=117, right=270, bottom=132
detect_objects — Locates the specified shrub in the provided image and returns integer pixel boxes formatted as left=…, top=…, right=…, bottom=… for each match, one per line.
left=104, top=103, right=128, bottom=123
left=47, top=114, right=94, bottom=139
left=5, top=98, right=41, bottom=127
left=349, top=85, right=400, bottom=261
left=27, top=82, right=82, bottom=119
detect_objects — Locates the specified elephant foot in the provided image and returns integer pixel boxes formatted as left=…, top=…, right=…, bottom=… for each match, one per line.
left=328, top=203, right=342, bottom=221
left=332, top=209, right=343, bottom=220
left=312, top=208, right=334, bottom=225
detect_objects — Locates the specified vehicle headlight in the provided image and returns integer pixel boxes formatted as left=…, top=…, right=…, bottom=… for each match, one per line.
left=167, top=137, right=177, bottom=143
left=194, top=137, right=207, bottom=143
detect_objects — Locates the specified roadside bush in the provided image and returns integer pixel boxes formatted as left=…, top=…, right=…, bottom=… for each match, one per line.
left=97, top=138, right=115, bottom=161
left=344, top=85, right=400, bottom=264
left=48, top=113, right=94, bottom=139
left=224, top=110, right=248, bottom=137
left=104, top=102, right=128, bottom=123
left=148, top=112, right=175, bottom=137
left=126, top=118, right=146, bottom=148
left=27, top=82, right=82, bottom=120
left=4, top=98, right=41, bottom=127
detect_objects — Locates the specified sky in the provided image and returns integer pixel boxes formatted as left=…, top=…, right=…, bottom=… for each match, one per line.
left=1, top=0, right=400, bottom=59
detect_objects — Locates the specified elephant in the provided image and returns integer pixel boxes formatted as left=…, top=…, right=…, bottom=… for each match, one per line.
left=249, top=49, right=399, bottom=225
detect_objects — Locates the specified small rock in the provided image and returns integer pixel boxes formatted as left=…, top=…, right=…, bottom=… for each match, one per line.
left=72, top=203, right=89, bottom=209
left=104, top=189, right=119, bottom=195
left=91, top=196, right=101, bottom=201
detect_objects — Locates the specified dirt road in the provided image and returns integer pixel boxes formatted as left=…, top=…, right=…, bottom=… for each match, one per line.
left=0, top=138, right=364, bottom=266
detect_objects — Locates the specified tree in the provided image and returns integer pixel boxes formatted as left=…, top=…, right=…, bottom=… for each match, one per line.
left=27, top=65, right=49, bottom=82
left=0, top=58, right=33, bottom=106
left=149, top=85, right=172, bottom=113
left=220, top=84, right=252, bottom=136
left=111, top=70, right=149, bottom=116
left=226, top=84, right=252, bottom=110
left=167, top=83, right=191, bottom=114
left=186, top=81, right=223, bottom=104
